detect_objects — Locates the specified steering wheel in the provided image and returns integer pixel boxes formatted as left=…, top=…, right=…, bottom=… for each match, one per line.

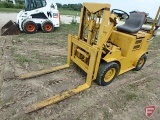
left=111, top=9, right=129, bottom=20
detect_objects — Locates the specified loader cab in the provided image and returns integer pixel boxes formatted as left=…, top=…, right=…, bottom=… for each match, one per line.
left=25, top=0, right=47, bottom=11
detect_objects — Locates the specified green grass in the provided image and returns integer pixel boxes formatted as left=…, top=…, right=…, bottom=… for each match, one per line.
left=128, top=84, right=138, bottom=91
left=0, top=8, right=80, bottom=16
left=16, top=24, right=78, bottom=38
left=13, top=54, right=32, bottom=63
left=103, top=109, right=110, bottom=119
left=3, top=95, right=14, bottom=104
left=124, top=93, right=138, bottom=101
left=0, top=8, right=22, bottom=13
left=118, top=89, right=138, bottom=101
left=11, top=46, right=67, bottom=65
left=11, top=24, right=79, bottom=65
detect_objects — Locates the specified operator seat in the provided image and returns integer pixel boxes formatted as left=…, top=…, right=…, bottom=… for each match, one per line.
left=117, top=13, right=145, bottom=34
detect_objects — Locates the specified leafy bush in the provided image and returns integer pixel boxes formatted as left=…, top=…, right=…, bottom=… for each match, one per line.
left=56, top=3, right=82, bottom=11
left=0, top=2, right=24, bottom=9
left=0, top=2, right=14, bottom=8
left=14, top=3, right=24, bottom=9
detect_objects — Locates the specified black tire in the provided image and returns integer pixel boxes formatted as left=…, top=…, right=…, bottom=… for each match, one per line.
left=95, top=62, right=119, bottom=86
left=41, top=20, right=54, bottom=33
left=21, top=19, right=27, bottom=31
left=133, top=54, right=147, bottom=71
left=23, top=21, right=38, bottom=34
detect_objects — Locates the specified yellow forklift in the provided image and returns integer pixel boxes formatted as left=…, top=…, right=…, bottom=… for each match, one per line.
left=18, top=3, right=160, bottom=113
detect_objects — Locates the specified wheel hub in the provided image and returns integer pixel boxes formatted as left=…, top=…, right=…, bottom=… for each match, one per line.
left=104, top=68, right=116, bottom=82
left=26, top=23, right=35, bottom=32
left=138, top=58, right=144, bottom=67
left=45, top=24, right=52, bottom=31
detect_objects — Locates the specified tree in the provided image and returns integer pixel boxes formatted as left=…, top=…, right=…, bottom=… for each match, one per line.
left=56, top=3, right=62, bottom=8
left=61, top=3, right=82, bottom=11
left=62, top=4, right=68, bottom=9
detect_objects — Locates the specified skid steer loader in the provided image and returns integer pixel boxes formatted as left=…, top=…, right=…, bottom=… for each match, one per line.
left=1, top=0, right=60, bottom=35
left=18, top=3, right=160, bottom=113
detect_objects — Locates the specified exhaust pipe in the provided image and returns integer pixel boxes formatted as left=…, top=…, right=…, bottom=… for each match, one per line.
left=1, top=20, right=20, bottom=36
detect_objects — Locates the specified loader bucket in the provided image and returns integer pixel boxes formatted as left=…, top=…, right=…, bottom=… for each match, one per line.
left=1, top=20, right=20, bottom=36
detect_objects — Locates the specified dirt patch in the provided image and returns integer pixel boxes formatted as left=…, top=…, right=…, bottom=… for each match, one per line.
left=0, top=23, right=160, bottom=119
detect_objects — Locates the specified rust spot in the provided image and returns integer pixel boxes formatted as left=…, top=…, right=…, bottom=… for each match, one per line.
left=68, top=91, right=75, bottom=96
left=104, top=7, right=110, bottom=11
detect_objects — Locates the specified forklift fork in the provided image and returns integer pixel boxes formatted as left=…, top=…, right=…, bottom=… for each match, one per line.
left=20, top=35, right=100, bottom=113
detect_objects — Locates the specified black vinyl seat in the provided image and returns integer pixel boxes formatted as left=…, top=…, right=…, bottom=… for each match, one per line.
left=117, top=13, right=145, bottom=34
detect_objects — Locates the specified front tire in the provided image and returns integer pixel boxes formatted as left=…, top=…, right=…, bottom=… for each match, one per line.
left=23, top=21, right=38, bottom=34
left=95, top=62, right=119, bottom=86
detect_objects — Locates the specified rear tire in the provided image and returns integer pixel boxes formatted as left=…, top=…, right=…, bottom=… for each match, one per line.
left=133, top=54, right=147, bottom=71
left=23, top=21, right=37, bottom=34
left=41, top=20, right=54, bottom=33
left=95, top=62, right=119, bottom=86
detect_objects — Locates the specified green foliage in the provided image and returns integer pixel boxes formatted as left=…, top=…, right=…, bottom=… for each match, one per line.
left=56, top=3, right=82, bottom=11
left=15, top=0, right=24, bottom=5
left=0, top=2, right=81, bottom=15
left=0, top=1, right=24, bottom=9
left=14, top=3, right=24, bottom=9
left=56, top=3, right=62, bottom=8
left=0, top=1, right=14, bottom=8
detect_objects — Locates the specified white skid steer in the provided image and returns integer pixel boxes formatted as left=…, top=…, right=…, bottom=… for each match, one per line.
left=1, top=0, right=60, bottom=35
